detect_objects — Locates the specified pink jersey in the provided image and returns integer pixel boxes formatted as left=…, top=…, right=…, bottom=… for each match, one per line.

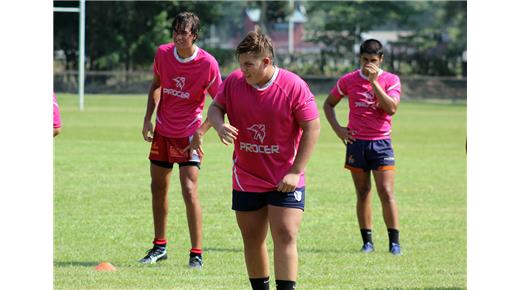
left=53, top=93, right=61, bottom=128
left=153, top=43, right=222, bottom=138
left=330, top=69, right=401, bottom=140
left=214, top=67, right=319, bottom=192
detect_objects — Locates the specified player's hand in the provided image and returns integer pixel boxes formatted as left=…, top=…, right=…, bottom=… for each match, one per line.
left=277, top=172, right=300, bottom=193
left=217, top=123, right=238, bottom=146
left=183, top=130, right=204, bottom=157
left=365, top=63, right=380, bottom=83
left=142, top=119, right=154, bottom=142
left=335, top=126, right=356, bottom=145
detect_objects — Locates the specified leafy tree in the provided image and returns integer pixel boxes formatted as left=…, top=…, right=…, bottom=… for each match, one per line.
left=245, top=0, right=290, bottom=33
left=54, top=1, right=225, bottom=71
left=54, top=1, right=80, bottom=70
left=304, top=1, right=415, bottom=74
left=392, top=1, right=467, bottom=76
left=304, top=0, right=466, bottom=76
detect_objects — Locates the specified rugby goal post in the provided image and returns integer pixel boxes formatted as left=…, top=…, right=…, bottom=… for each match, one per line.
left=54, top=0, right=86, bottom=111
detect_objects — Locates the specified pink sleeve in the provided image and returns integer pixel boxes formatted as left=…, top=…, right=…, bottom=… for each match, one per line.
left=293, top=80, right=319, bottom=122
left=153, top=48, right=160, bottom=77
left=53, top=94, right=61, bottom=128
left=329, top=75, right=347, bottom=100
left=207, top=59, right=222, bottom=98
left=386, top=75, right=401, bottom=101
left=213, top=75, right=228, bottom=108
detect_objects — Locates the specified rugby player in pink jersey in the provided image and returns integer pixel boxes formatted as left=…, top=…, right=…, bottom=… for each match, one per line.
left=53, top=93, right=61, bottom=137
left=323, top=39, right=403, bottom=256
left=139, top=12, right=222, bottom=268
left=208, top=27, right=320, bottom=290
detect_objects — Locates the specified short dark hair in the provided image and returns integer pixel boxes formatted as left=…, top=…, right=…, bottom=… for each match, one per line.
left=172, top=12, right=200, bottom=41
left=236, top=25, right=275, bottom=61
left=360, top=39, right=384, bottom=56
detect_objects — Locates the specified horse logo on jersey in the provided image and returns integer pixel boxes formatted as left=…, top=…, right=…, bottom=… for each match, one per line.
left=247, top=124, right=266, bottom=143
left=164, top=76, right=190, bottom=99
left=355, top=91, right=377, bottom=108
left=360, top=91, right=375, bottom=101
left=241, top=124, right=278, bottom=154
left=173, top=77, right=186, bottom=90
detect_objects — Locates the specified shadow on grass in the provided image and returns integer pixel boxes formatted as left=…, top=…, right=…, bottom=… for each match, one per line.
left=299, top=247, right=346, bottom=254
left=205, top=247, right=346, bottom=254
left=367, top=288, right=465, bottom=290
left=54, top=261, right=99, bottom=267
left=205, top=247, right=242, bottom=253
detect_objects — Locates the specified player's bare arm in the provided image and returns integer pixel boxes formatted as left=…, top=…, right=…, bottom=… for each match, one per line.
left=366, top=63, right=399, bottom=115
left=142, top=74, right=161, bottom=142
left=277, top=117, right=320, bottom=193
left=323, top=94, right=356, bottom=144
left=183, top=118, right=212, bottom=156
left=207, top=101, right=239, bottom=146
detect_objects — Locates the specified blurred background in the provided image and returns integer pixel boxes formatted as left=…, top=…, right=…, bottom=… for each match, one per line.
left=53, top=0, right=466, bottom=101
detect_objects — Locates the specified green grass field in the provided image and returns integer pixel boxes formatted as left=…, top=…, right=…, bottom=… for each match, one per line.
left=54, top=93, right=466, bottom=289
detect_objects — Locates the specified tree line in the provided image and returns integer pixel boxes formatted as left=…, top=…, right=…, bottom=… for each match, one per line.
left=54, top=1, right=466, bottom=77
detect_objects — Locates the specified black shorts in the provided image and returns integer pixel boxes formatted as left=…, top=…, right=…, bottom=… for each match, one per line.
left=345, top=139, right=395, bottom=172
left=150, top=159, right=200, bottom=170
left=232, top=187, right=305, bottom=211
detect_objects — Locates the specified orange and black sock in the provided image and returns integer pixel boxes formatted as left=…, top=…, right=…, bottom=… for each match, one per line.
left=190, top=248, right=202, bottom=257
left=153, top=238, right=167, bottom=247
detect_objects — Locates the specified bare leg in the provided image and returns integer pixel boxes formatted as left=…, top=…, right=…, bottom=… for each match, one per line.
left=179, top=165, right=202, bottom=249
left=150, top=163, right=173, bottom=240
left=268, top=205, right=303, bottom=281
left=236, top=207, right=270, bottom=278
left=350, top=171, right=373, bottom=230
left=373, top=170, right=399, bottom=230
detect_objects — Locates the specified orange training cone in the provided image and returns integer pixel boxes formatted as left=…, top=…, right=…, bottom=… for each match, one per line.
left=95, top=262, right=117, bottom=271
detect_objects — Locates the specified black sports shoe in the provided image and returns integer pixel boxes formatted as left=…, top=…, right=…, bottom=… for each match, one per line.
left=138, top=245, right=167, bottom=264
left=188, top=254, right=203, bottom=269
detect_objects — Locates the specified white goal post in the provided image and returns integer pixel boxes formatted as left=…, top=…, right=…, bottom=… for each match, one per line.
left=54, top=0, right=85, bottom=111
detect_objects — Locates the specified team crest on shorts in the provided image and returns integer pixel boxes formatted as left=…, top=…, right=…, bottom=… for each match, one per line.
left=294, top=190, right=302, bottom=202
left=348, top=155, right=355, bottom=164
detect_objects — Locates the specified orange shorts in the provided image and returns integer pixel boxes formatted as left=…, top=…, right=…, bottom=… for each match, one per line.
left=148, top=131, right=201, bottom=166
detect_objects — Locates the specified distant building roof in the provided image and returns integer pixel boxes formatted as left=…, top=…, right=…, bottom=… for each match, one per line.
left=288, top=9, right=307, bottom=23
left=360, top=30, right=413, bottom=45
left=245, top=6, right=307, bottom=23
left=245, top=8, right=260, bottom=22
